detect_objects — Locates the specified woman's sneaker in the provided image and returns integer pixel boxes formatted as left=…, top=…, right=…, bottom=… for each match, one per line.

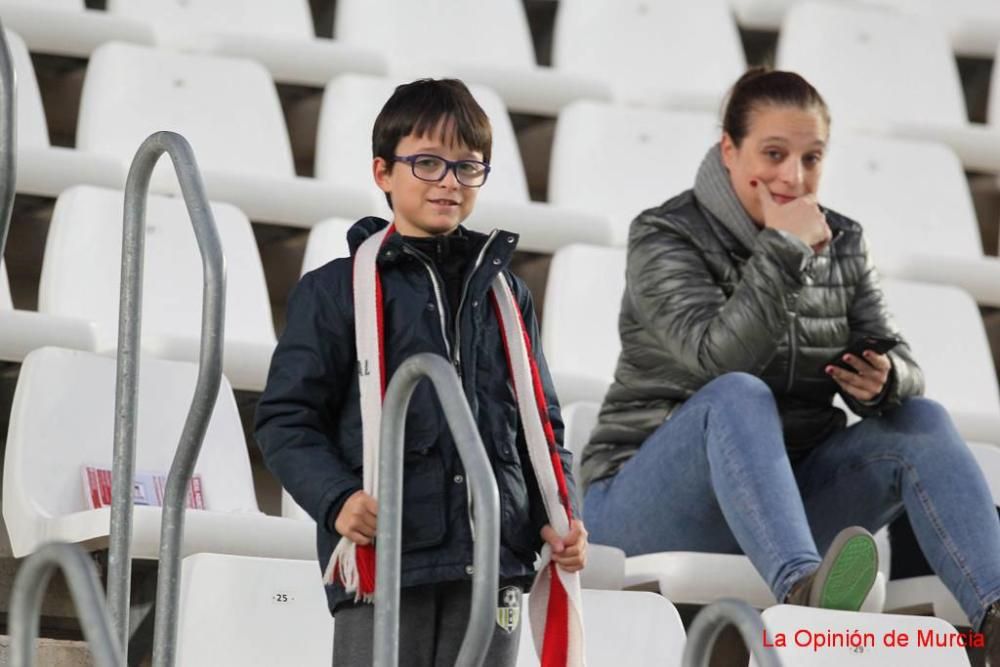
left=785, top=526, right=879, bottom=611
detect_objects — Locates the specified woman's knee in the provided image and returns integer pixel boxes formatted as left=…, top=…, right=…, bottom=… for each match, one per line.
left=700, top=372, right=775, bottom=407
left=891, top=397, right=957, bottom=437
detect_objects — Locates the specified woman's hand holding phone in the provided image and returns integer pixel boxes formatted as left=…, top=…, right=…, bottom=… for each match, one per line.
left=825, top=350, right=892, bottom=402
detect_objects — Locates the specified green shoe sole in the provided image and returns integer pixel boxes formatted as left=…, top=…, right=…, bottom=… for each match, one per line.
left=813, top=533, right=878, bottom=611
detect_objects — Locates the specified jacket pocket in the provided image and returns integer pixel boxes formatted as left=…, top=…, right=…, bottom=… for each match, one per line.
left=400, top=442, right=448, bottom=553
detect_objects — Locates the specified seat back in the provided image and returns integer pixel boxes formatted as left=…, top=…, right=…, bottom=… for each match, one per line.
left=753, top=605, right=971, bottom=665
left=542, top=244, right=625, bottom=385
left=334, top=0, right=536, bottom=69
left=315, top=73, right=529, bottom=215
left=821, top=133, right=982, bottom=259
left=77, top=42, right=295, bottom=180
left=517, top=590, right=686, bottom=666
left=37, top=185, right=275, bottom=350
left=881, top=278, right=1000, bottom=418
left=1, top=260, right=11, bottom=310
left=553, top=0, right=744, bottom=109
left=3, top=347, right=258, bottom=554
left=176, top=553, right=333, bottom=667
left=561, top=402, right=601, bottom=482
left=776, top=2, right=967, bottom=129
left=550, top=102, right=718, bottom=243
left=301, top=217, right=352, bottom=276
left=106, top=0, right=315, bottom=42
left=6, top=29, right=50, bottom=148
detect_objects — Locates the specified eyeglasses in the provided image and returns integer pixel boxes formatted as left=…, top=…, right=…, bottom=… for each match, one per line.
left=394, top=153, right=491, bottom=187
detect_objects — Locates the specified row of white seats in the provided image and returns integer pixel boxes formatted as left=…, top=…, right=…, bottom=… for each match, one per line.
left=5, top=32, right=612, bottom=252
left=1, top=108, right=995, bottom=386
left=175, top=551, right=973, bottom=666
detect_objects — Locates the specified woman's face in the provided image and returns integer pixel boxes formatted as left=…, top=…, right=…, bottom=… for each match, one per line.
left=721, top=104, right=829, bottom=226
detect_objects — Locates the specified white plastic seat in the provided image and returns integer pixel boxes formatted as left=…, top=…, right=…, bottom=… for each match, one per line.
left=0, top=257, right=99, bottom=364
left=105, top=0, right=386, bottom=87
left=334, top=0, right=611, bottom=116
left=0, top=0, right=155, bottom=58
left=751, top=605, right=972, bottom=666
left=549, top=102, right=719, bottom=245
left=2, top=347, right=314, bottom=560
left=880, top=279, right=1000, bottom=444
left=553, top=0, right=745, bottom=112
left=301, top=217, right=353, bottom=276
left=856, top=0, right=1000, bottom=58
left=777, top=2, right=1000, bottom=174
left=176, top=553, right=332, bottom=667
left=76, top=42, right=372, bottom=228
left=541, top=245, right=625, bottom=403
left=821, top=133, right=1000, bottom=307
left=517, top=590, right=686, bottom=666
left=314, top=74, right=613, bottom=253
left=729, top=0, right=804, bottom=30
left=884, top=443, right=1000, bottom=627
left=37, top=185, right=276, bottom=391
left=4, top=29, right=126, bottom=198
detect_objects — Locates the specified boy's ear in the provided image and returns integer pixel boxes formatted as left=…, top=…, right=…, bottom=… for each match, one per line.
left=372, top=157, right=393, bottom=194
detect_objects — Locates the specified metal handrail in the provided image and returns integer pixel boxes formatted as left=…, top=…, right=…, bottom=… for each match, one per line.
left=373, top=354, right=500, bottom=667
left=682, top=598, right=783, bottom=667
left=0, top=21, right=17, bottom=265
left=106, top=131, right=225, bottom=667
left=9, top=542, right=123, bottom=667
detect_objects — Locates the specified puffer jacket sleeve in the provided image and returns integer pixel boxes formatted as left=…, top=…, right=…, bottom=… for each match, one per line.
left=512, top=274, right=580, bottom=521
left=627, top=212, right=813, bottom=384
left=841, top=236, right=924, bottom=416
left=254, top=269, right=362, bottom=530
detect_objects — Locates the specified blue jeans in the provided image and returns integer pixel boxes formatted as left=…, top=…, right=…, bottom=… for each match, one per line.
left=584, top=372, right=1000, bottom=630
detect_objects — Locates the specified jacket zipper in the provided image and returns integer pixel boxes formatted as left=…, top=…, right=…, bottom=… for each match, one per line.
left=401, top=246, right=453, bottom=362
left=452, top=230, right=499, bottom=373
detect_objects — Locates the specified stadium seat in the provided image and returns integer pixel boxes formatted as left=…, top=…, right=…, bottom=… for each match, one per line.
left=881, top=279, right=1000, bottom=445
left=37, top=185, right=276, bottom=391
left=0, top=260, right=99, bottom=364
left=176, top=553, right=333, bottom=667
left=552, top=0, right=746, bottom=112
left=2, top=347, right=314, bottom=560
left=333, top=0, right=611, bottom=116
left=105, top=0, right=386, bottom=87
left=0, top=0, right=155, bottom=58
left=777, top=2, right=1000, bottom=174
left=729, top=0, right=802, bottom=31
left=314, top=74, right=613, bottom=253
left=301, top=217, right=353, bottom=276
left=856, top=0, right=1000, bottom=58
left=821, top=133, right=1000, bottom=307
left=76, top=42, right=373, bottom=228
left=541, top=244, right=624, bottom=403
left=549, top=102, right=719, bottom=245
left=884, top=443, right=1000, bottom=627
left=5, top=29, right=125, bottom=198
left=751, top=605, right=972, bottom=666
left=517, top=590, right=686, bottom=666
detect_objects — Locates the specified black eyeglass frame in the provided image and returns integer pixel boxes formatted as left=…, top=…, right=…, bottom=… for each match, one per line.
left=393, top=153, right=492, bottom=187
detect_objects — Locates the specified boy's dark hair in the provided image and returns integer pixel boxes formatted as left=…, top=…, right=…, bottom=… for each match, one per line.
left=372, top=78, right=493, bottom=209
left=722, top=67, right=830, bottom=147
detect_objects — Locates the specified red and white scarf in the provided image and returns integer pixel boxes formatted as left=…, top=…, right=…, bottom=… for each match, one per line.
left=323, top=224, right=585, bottom=665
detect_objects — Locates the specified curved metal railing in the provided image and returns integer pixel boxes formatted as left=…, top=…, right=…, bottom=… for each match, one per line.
left=682, top=598, right=783, bottom=667
left=374, top=353, right=500, bottom=667
left=107, top=131, right=226, bottom=667
left=9, top=542, right=123, bottom=666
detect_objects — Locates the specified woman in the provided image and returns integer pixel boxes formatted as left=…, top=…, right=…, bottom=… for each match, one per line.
left=581, top=67, right=1000, bottom=659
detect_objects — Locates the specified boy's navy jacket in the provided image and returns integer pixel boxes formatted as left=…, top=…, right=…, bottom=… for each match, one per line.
left=254, top=217, right=579, bottom=612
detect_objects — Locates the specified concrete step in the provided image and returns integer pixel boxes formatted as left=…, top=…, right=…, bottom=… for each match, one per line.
left=0, top=636, right=94, bottom=666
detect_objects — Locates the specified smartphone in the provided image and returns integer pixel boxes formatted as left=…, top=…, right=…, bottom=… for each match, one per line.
left=821, top=336, right=899, bottom=374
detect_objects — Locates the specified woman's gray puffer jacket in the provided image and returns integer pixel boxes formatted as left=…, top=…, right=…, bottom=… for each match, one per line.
left=581, top=189, right=924, bottom=491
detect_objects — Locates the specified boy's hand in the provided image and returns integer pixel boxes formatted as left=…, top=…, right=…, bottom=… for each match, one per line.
left=335, top=490, right=378, bottom=545
left=540, top=519, right=588, bottom=572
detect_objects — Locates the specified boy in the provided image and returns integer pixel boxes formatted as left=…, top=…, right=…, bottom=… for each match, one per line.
left=255, top=78, right=587, bottom=666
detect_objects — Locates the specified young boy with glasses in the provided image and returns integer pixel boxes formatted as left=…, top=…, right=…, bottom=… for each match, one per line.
left=255, top=78, right=588, bottom=666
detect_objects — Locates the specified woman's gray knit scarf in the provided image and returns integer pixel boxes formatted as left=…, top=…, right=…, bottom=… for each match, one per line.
left=693, top=143, right=761, bottom=252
